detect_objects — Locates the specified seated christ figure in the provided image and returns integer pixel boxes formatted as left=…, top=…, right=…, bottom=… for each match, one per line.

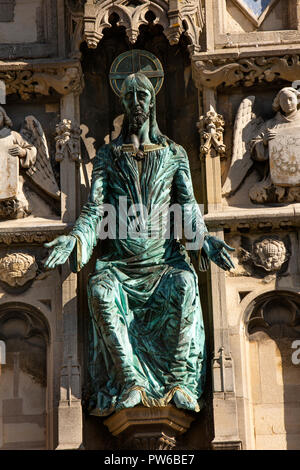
left=45, top=72, right=234, bottom=416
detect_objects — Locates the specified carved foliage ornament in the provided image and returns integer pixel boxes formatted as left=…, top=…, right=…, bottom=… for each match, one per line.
left=83, top=0, right=204, bottom=49
left=55, top=119, right=81, bottom=162
left=0, top=63, right=84, bottom=100
left=0, top=229, right=68, bottom=246
left=192, top=55, right=300, bottom=90
left=0, top=252, right=38, bottom=287
left=239, top=236, right=290, bottom=274
left=198, top=110, right=226, bottom=159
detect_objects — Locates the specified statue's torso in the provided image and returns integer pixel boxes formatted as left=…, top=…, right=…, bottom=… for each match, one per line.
left=97, top=142, right=187, bottom=262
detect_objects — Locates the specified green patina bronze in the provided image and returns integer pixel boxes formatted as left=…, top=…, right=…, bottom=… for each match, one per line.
left=44, top=70, right=234, bottom=416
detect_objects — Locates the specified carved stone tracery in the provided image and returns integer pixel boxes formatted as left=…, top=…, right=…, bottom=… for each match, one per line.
left=83, top=0, right=204, bottom=49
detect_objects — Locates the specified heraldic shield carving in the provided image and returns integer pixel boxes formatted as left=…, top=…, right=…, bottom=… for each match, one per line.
left=269, top=127, right=300, bottom=187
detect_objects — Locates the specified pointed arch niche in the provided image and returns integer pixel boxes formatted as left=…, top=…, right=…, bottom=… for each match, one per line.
left=240, top=291, right=300, bottom=450
left=0, top=303, right=50, bottom=450
left=79, top=17, right=202, bottom=199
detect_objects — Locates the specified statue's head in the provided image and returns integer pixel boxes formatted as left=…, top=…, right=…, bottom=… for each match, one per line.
left=120, top=72, right=155, bottom=136
left=273, top=87, right=300, bottom=115
left=0, top=106, right=12, bottom=129
left=119, top=72, right=170, bottom=146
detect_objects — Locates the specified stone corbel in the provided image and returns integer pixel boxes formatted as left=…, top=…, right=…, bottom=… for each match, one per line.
left=0, top=61, right=84, bottom=100
left=198, top=110, right=226, bottom=160
left=55, top=119, right=81, bottom=162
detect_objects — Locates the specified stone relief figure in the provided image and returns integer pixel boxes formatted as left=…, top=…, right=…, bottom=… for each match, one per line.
left=223, top=86, right=300, bottom=204
left=45, top=70, right=234, bottom=416
left=0, top=106, right=60, bottom=219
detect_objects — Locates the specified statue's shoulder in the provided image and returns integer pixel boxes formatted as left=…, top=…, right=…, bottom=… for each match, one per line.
left=94, top=142, right=115, bottom=165
left=171, top=143, right=189, bottom=162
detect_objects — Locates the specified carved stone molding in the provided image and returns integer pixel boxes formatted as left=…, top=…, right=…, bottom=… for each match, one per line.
left=192, top=55, right=300, bottom=90
left=211, top=439, right=242, bottom=450
left=55, top=119, right=81, bottom=162
left=0, top=60, right=84, bottom=100
left=0, top=227, right=70, bottom=245
left=198, top=110, right=226, bottom=159
left=104, top=405, right=195, bottom=450
left=204, top=207, right=300, bottom=234
left=83, top=0, right=204, bottom=49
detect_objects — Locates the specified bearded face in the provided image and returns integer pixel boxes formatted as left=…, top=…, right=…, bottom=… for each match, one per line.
left=128, top=105, right=150, bottom=134
left=122, top=83, right=153, bottom=135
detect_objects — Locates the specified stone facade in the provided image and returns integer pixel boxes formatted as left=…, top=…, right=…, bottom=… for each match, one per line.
left=0, top=0, right=300, bottom=450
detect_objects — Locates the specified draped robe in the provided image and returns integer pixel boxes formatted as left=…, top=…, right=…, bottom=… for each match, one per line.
left=70, top=138, right=208, bottom=415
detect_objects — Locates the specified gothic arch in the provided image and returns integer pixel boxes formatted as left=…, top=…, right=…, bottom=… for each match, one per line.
left=0, top=302, right=50, bottom=450
left=82, top=0, right=204, bottom=50
left=239, top=290, right=300, bottom=450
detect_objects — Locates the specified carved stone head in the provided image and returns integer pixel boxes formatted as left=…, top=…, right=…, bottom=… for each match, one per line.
left=273, top=87, right=300, bottom=115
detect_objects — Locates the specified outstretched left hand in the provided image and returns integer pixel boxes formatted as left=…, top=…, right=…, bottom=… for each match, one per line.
left=202, top=235, right=235, bottom=271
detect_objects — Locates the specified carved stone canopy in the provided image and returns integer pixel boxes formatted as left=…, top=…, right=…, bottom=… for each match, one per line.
left=83, top=0, right=204, bottom=50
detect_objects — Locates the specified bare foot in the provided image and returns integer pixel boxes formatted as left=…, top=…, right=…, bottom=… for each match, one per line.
left=172, top=389, right=197, bottom=411
left=116, top=389, right=143, bottom=410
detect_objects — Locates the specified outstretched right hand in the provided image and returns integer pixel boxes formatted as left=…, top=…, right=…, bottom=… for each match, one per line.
left=44, top=235, right=76, bottom=269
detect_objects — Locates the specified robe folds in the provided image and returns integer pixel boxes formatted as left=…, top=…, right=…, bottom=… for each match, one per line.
left=70, top=138, right=208, bottom=415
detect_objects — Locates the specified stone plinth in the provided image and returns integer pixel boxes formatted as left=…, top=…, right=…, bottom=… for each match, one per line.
left=104, top=405, right=195, bottom=450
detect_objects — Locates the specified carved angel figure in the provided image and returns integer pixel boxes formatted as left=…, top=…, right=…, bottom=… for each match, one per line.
left=223, top=86, right=300, bottom=204
left=0, top=106, right=60, bottom=219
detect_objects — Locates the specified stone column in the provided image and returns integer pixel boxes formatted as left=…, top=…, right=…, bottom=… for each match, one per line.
left=197, top=85, right=242, bottom=450
left=55, top=92, right=83, bottom=450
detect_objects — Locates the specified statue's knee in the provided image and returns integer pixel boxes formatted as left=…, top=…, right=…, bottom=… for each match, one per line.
left=172, top=271, right=196, bottom=306
left=89, top=275, right=116, bottom=305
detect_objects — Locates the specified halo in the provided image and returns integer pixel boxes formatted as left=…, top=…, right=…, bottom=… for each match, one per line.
left=109, top=50, right=164, bottom=97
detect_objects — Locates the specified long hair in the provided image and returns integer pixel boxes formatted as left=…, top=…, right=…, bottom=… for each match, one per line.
left=120, top=73, right=176, bottom=151
left=0, top=106, right=12, bottom=128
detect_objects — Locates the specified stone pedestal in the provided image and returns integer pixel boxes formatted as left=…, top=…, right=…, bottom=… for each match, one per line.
left=104, top=405, right=195, bottom=450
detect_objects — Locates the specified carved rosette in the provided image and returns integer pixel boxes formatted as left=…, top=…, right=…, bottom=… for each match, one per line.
left=55, top=119, right=81, bottom=162
left=192, top=55, right=300, bottom=90
left=83, top=0, right=204, bottom=49
left=239, top=236, right=290, bottom=275
left=0, top=61, right=84, bottom=100
left=0, top=252, right=38, bottom=287
left=198, top=110, right=226, bottom=159
left=252, top=238, right=289, bottom=272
